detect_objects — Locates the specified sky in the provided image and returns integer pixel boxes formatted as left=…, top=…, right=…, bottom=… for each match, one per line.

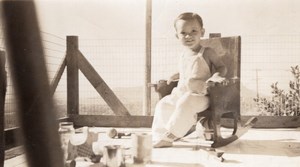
left=33, top=0, right=300, bottom=94
left=34, top=0, right=300, bottom=38
left=2, top=0, right=300, bottom=95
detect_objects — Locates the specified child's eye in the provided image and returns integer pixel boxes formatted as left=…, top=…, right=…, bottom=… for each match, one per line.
left=192, top=30, right=197, bottom=33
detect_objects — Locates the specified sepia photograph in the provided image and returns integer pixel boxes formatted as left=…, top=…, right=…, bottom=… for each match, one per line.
left=1, top=0, right=300, bottom=166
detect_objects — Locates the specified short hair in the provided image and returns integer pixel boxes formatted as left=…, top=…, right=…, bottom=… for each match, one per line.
left=174, top=12, right=203, bottom=29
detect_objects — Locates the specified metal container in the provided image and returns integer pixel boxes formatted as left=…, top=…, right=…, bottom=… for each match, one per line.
left=103, top=145, right=125, bottom=167
left=58, top=122, right=75, bottom=161
left=132, top=133, right=152, bottom=164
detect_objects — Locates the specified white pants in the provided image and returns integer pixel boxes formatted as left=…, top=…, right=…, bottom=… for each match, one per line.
left=152, top=91, right=209, bottom=142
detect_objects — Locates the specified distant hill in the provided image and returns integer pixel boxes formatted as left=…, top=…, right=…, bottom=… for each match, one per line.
left=113, top=84, right=261, bottom=103
left=113, top=86, right=160, bottom=103
left=241, top=84, right=257, bottom=98
left=240, top=84, right=268, bottom=115
left=89, top=84, right=265, bottom=115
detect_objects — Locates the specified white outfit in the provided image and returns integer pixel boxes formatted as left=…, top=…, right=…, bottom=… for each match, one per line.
left=152, top=47, right=212, bottom=141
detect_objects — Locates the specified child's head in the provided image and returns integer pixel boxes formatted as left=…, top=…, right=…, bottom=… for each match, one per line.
left=174, top=12, right=205, bottom=50
left=174, top=12, right=203, bottom=28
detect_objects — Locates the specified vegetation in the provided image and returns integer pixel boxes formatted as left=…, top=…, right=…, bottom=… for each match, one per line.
left=254, top=65, right=300, bottom=116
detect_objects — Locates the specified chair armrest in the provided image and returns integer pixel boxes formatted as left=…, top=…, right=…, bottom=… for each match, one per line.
left=154, top=77, right=239, bottom=101
left=207, top=77, right=239, bottom=93
left=207, top=77, right=239, bottom=88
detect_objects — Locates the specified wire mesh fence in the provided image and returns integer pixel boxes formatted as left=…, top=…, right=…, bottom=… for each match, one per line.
left=1, top=32, right=300, bottom=129
left=1, top=31, right=67, bottom=129
left=241, top=35, right=300, bottom=115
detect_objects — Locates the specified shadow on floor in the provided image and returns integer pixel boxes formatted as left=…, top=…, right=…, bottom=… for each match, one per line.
left=221, top=139, right=300, bottom=157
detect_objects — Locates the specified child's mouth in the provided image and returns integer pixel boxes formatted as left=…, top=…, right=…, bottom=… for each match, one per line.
left=185, top=40, right=194, bottom=44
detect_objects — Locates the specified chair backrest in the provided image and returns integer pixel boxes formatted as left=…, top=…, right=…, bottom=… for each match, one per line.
left=200, top=36, right=241, bottom=115
left=200, top=36, right=241, bottom=80
left=156, top=36, right=241, bottom=100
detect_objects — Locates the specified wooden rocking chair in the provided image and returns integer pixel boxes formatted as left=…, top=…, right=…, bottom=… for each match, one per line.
left=154, top=35, right=257, bottom=148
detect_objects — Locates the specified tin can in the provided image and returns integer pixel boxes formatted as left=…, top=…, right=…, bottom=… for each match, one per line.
left=103, top=145, right=125, bottom=167
left=132, top=133, right=152, bottom=164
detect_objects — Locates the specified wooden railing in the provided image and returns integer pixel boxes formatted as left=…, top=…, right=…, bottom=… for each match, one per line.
left=54, top=35, right=153, bottom=127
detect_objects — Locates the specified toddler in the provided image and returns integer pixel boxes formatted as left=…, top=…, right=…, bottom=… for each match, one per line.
left=152, top=12, right=227, bottom=148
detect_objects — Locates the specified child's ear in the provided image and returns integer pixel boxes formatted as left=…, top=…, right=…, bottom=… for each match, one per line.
left=201, top=28, right=205, bottom=37
left=175, top=33, right=179, bottom=39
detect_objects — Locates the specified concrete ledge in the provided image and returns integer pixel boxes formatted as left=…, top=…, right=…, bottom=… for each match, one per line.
left=69, top=115, right=153, bottom=128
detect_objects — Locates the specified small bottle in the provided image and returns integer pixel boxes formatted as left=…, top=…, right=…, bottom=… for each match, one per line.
left=58, top=122, right=75, bottom=161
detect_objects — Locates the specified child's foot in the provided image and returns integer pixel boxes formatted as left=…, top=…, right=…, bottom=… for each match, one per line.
left=153, top=132, right=178, bottom=148
left=153, top=140, right=173, bottom=148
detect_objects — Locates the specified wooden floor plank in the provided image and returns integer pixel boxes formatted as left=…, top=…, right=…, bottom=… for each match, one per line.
left=5, top=146, right=24, bottom=160
left=4, top=154, right=27, bottom=167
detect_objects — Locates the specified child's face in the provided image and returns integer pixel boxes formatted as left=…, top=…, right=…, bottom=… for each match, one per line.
left=175, top=19, right=204, bottom=50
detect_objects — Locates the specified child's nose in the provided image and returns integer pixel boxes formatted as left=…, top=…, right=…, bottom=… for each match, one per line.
left=185, top=34, right=191, bottom=38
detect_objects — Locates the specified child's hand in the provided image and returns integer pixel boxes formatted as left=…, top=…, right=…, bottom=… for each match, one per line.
left=167, top=77, right=178, bottom=85
left=206, top=74, right=226, bottom=84
left=167, top=73, right=179, bottom=85
left=166, top=78, right=172, bottom=85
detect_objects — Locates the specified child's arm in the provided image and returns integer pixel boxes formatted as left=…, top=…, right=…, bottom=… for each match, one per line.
left=204, top=48, right=227, bottom=83
left=167, top=72, right=179, bottom=85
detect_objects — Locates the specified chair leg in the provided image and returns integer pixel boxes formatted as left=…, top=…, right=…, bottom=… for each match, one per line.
left=211, top=114, right=257, bottom=148
left=235, top=117, right=258, bottom=137
left=211, top=110, right=240, bottom=148
left=211, top=113, right=239, bottom=148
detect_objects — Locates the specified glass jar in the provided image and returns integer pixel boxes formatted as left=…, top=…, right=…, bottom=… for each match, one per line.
left=58, top=122, right=75, bottom=161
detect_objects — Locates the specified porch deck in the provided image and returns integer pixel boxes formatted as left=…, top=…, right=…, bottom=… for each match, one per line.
left=4, top=127, right=300, bottom=167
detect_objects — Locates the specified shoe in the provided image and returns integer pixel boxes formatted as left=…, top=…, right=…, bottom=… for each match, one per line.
left=153, top=140, right=173, bottom=148
left=153, top=132, right=178, bottom=148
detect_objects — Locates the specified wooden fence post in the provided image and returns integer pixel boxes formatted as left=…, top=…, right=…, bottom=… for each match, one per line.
left=144, top=0, right=152, bottom=116
left=0, top=50, right=6, bottom=167
left=66, top=36, right=79, bottom=116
